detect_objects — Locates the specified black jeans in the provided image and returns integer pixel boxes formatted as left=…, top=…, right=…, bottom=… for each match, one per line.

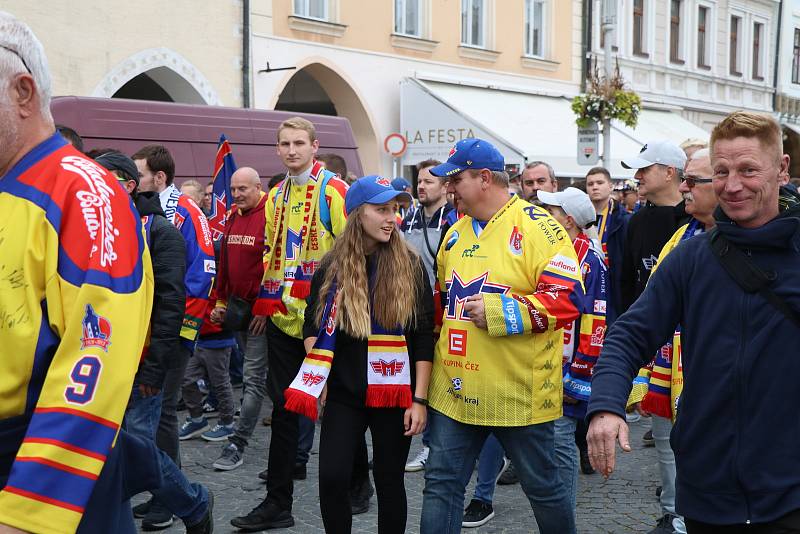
left=264, top=319, right=306, bottom=512
left=319, top=399, right=411, bottom=534
left=686, top=509, right=800, bottom=534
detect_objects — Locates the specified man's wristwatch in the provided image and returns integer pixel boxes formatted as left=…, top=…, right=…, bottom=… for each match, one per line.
left=412, top=395, right=428, bottom=406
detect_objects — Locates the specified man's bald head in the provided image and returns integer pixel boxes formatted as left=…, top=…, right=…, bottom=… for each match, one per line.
left=231, top=166, right=262, bottom=211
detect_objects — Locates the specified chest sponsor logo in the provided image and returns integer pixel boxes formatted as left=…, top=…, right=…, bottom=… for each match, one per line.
left=448, top=329, right=467, bottom=356
left=547, top=254, right=578, bottom=277
left=291, top=202, right=303, bottom=214
left=445, top=271, right=510, bottom=321
left=80, top=304, right=112, bottom=351
left=62, top=156, right=120, bottom=267
left=523, top=206, right=549, bottom=221
left=370, top=359, right=405, bottom=377
left=461, top=244, right=481, bottom=258
left=228, top=234, right=257, bottom=246
left=509, top=226, right=523, bottom=256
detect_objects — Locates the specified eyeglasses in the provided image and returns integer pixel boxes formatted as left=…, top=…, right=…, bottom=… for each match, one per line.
left=681, top=175, right=714, bottom=187
left=0, top=44, right=32, bottom=75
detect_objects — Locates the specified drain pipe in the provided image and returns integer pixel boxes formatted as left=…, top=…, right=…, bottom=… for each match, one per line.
left=242, top=0, right=251, bottom=108
left=773, top=0, right=783, bottom=114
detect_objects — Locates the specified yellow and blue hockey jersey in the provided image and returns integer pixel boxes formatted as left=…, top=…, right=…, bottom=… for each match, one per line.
left=431, top=196, right=584, bottom=426
left=0, top=133, right=153, bottom=533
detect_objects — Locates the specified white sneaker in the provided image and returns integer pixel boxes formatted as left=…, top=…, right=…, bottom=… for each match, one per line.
left=625, top=412, right=641, bottom=423
left=405, top=446, right=429, bottom=472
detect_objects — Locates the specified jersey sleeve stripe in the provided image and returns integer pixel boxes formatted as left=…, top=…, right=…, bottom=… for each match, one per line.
left=15, top=456, right=98, bottom=480
left=3, top=485, right=84, bottom=514
left=26, top=410, right=117, bottom=458
left=5, top=459, right=96, bottom=512
left=34, top=407, right=119, bottom=429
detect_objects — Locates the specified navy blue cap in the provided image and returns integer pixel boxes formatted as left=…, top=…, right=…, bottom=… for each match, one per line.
left=429, top=138, right=505, bottom=177
left=345, top=175, right=413, bottom=215
left=391, top=177, right=411, bottom=191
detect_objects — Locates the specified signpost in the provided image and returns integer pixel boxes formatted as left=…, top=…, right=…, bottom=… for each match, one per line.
left=384, top=133, right=408, bottom=178
left=577, top=122, right=600, bottom=166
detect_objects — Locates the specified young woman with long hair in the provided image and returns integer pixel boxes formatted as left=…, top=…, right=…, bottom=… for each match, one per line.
left=283, top=176, right=433, bottom=534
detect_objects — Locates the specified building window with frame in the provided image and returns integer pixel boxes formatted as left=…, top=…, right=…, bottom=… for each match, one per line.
left=729, top=15, right=741, bottom=76
left=670, top=0, right=683, bottom=63
left=395, top=0, right=421, bottom=37
left=461, top=0, right=486, bottom=47
left=793, top=28, right=800, bottom=84
left=697, top=5, right=710, bottom=69
left=293, top=0, right=327, bottom=20
left=632, top=0, right=647, bottom=56
left=524, top=0, right=545, bottom=57
left=752, top=22, right=764, bottom=80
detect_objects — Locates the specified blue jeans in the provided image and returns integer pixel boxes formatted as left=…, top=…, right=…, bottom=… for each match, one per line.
left=125, top=386, right=209, bottom=525
left=471, top=434, right=505, bottom=504
left=652, top=415, right=686, bottom=533
left=421, top=409, right=575, bottom=534
left=553, top=416, right=578, bottom=513
left=297, top=415, right=315, bottom=465
left=231, top=330, right=268, bottom=449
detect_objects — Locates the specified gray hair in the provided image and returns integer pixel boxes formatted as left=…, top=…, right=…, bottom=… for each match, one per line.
left=526, top=160, right=556, bottom=182
left=0, top=12, right=52, bottom=120
left=492, top=170, right=509, bottom=186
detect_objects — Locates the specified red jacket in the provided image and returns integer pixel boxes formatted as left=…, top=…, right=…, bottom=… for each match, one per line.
left=217, top=193, right=268, bottom=304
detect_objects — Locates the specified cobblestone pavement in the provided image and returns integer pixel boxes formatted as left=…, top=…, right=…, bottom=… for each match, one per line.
left=138, top=393, right=661, bottom=534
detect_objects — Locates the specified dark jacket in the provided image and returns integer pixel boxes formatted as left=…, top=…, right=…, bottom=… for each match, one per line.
left=619, top=200, right=688, bottom=312
left=603, top=199, right=630, bottom=327
left=303, top=255, right=434, bottom=408
left=588, top=191, right=800, bottom=524
left=134, top=192, right=186, bottom=389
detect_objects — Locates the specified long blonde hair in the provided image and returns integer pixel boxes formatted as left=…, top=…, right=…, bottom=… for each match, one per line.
left=316, top=205, right=421, bottom=339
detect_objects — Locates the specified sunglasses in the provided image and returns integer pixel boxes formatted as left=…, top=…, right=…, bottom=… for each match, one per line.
left=0, top=44, right=32, bottom=75
left=681, top=175, right=714, bottom=187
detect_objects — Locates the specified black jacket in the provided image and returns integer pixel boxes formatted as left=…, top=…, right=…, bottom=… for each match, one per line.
left=589, top=190, right=800, bottom=524
left=603, top=199, right=630, bottom=327
left=303, top=255, right=434, bottom=408
left=134, top=192, right=186, bottom=389
left=619, top=200, right=688, bottom=312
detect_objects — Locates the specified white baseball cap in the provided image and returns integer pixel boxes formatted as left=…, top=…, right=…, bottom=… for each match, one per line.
left=621, top=140, right=687, bottom=170
left=536, top=187, right=597, bottom=229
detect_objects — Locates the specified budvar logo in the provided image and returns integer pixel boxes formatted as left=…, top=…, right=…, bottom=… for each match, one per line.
left=590, top=322, right=606, bottom=347
left=448, top=329, right=467, bottom=356
left=509, top=226, right=523, bottom=256
left=62, top=156, right=119, bottom=267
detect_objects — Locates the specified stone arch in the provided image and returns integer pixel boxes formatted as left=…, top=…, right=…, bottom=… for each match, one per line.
left=92, top=47, right=220, bottom=105
left=270, top=58, right=380, bottom=175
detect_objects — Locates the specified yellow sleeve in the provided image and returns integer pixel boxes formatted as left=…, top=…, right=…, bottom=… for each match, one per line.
left=324, top=176, right=349, bottom=238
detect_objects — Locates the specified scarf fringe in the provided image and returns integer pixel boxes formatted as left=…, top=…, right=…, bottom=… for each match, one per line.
left=284, top=388, right=319, bottom=420
left=252, top=298, right=288, bottom=317
left=641, top=392, right=672, bottom=420
left=365, top=385, right=412, bottom=409
left=290, top=280, right=311, bottom=300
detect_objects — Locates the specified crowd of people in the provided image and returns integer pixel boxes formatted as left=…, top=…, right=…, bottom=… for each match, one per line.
left=3, top=10, right=800, bottom=534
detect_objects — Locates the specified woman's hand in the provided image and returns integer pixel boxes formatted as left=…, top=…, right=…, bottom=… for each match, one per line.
left=404, top=402, right=427, bottom=436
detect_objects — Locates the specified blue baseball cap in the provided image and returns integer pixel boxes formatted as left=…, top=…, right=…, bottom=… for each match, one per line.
left=345, top=175, right=413, bottom=215
left=391, top=177, right=411, bottom=191
left=429, top=138, right=505, bottom=177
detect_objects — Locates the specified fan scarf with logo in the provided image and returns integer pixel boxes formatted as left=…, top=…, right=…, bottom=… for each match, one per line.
left=634, top=219, right=705, bottom=421
left=284, top=282, right=411, bottom=420
left=252, top=162, right=348, bottom=338
left=431, top=196, right=584, bottom=426
left=562, top=233, right=608, bottom=410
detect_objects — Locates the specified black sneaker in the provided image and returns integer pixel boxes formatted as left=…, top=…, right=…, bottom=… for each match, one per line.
left=230, top=500, right=294, bottom=531
left=185, top=490, right=214, bottom=534
left=349, top=475, right=374, bottom=515
left=497, top=462, right=519, bottom=485
left=132, top=498, right=152, bottom=518
left=643, top=429, right=655, bottom=447
left=141, top=500, right=174, bottom=531
left=462, top=499, right=495, bottom=528
left=258, top=467, right=268, bottom=482
left=647, top=513, right=678, bottom=534
left=580, top=450, right=595, bottom=475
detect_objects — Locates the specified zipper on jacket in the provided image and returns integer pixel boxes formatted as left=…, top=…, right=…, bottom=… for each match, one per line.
left=735, top=291, right=752, bottom=523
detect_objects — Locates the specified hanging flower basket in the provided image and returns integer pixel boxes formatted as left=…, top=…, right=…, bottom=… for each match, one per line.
left=572, top=62, right=641, bottom=129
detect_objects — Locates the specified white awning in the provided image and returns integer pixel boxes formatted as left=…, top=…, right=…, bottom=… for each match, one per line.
left=400, top=78, right=710, bottom=179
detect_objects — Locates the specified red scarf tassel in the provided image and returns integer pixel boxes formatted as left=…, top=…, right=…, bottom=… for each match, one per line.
left=252, top=298, right=289, bottom=317
left=365, top=385, right=412, bottom=409
left=290, top=280, right=311, bottom=300
left=284, top=387, right=319, bottom=421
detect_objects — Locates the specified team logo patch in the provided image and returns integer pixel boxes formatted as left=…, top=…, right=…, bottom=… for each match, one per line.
left=302, top=372, right=325, bottom=386
left=509, top=226, right=523, bottom=256
left=80, top=304, right=112, bottom=351
left=448, top=146, right=457, bottom=158
left=445, top=231, right=460, bottom=251
left=370, top=359, right=405, bottom=376
left=375, top=176, right=391, bottom=187
left=203, top=259, right=216, bottom=274
left=451, top=377, right=463, bottom=391
left=173, top=212, right=186, bottom=230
